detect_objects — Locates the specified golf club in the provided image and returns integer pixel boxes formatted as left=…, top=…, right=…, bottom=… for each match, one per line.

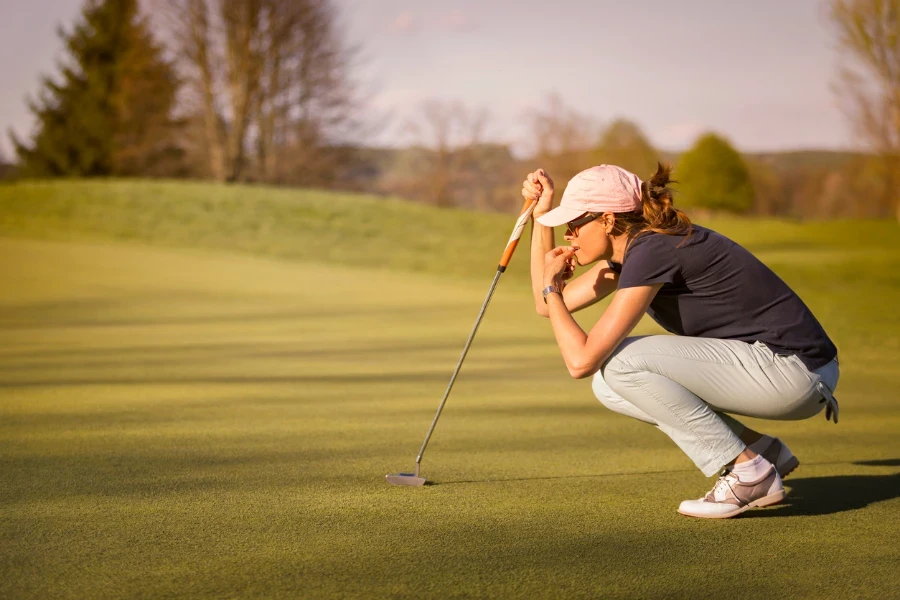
left=386, top=197, right=537, bottom=486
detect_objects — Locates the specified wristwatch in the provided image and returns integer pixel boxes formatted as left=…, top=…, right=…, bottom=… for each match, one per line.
left=541, top=285, right=562, bottom=303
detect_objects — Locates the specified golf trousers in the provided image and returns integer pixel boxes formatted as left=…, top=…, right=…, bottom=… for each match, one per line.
left=592, top=335, right=840, bottom=477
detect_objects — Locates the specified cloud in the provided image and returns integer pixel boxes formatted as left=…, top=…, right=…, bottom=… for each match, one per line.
left=440, top=10, right=473, bottom=32
left=389, top=11, right=416, bottom=34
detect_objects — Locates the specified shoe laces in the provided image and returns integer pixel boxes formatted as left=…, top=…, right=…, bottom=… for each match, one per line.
left=708, top=470, right=738, bottom=501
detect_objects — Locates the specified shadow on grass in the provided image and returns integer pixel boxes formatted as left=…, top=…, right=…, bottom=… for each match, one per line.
left=0, top=296, right=463, bottom=330
left=0, top=366, right=555, bottom=389
left=438, top=461, right=900, bottom=518
left=0, top=336, right=549, bottom=375
left=854, top=458, right=900, bottom=467
left=434, top=467, right=699, bottom=486
left=744, top=467, right=900, bottom=518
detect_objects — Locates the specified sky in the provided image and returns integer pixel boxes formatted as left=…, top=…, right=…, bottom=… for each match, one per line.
left=0, top=0, right=855, bottom=159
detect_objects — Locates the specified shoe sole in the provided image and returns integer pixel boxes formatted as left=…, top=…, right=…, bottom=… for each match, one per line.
left=778, top=456, right=800, bottom=479
left=677, top=489, right=787, bottom=519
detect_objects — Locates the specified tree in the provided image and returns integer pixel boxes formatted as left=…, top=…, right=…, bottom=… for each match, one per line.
left=829, top=0, right=900, bottom=221
left=745, top=158, right=786, bottom=216
left=159, top=0, right=359, bottom=183
left=401, top=99, right=489, bottom=208
left=10, top=0, right=181, bottom=177
left=592, top=119, right=658, bottom=180
left=675, top=133, right=754, bottom=213
left=525, top=93, right=600, bottom=197
left=0, top=146, right=16, bottom=181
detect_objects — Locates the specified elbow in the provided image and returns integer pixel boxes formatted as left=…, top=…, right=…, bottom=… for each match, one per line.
left=567, top=362, right=596, bottom=380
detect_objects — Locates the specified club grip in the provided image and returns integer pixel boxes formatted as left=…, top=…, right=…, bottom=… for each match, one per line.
left=498, top=198, right=537, bottom=270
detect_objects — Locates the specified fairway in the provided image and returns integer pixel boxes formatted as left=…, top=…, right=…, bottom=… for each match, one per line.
left=1, top=184, right=899, bottom=598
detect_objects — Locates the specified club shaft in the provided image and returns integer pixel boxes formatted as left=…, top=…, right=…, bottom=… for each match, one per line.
left=415, top=268, right=504, bottom=467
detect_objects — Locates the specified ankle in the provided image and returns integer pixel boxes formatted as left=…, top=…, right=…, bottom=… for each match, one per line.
left=734, top=448, right=758, bottom=464
left=730, top=453, right=772, bottom=482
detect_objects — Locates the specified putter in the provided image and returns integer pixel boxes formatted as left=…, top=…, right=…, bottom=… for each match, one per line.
left=386, top=197, right=537, bottom=486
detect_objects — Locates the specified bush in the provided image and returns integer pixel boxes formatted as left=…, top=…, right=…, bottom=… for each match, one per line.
left=676, top=133, right=754, bottom=213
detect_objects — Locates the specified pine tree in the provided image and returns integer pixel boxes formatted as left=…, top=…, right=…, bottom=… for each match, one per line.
left=10, top=0, right=181, bottom=177
left=676, top=133, right=754, bottom=213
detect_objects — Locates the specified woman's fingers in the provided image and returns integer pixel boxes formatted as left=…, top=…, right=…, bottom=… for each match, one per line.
left=561, top=258, right=576, bottom=280
left=543, top=246, right=578, bottom=288
left=522, top=188, right=540, bottom=201
left=535, top=170, right=554, bottom=193
left=547, top=246, right=569, bottom=258
left=547, top=246, right=576, bottom=260
left=544, top=246, right=577, bottom=272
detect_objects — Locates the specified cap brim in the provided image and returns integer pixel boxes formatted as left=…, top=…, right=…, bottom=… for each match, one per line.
left=535, top=205, right=586, bottom=228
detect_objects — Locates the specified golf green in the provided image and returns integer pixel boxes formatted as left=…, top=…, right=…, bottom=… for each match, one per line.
left=1, top=182, right=898, bottom=598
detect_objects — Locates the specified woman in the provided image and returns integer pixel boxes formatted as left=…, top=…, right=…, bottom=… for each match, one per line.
left=522, top=164, right=839, bottom=519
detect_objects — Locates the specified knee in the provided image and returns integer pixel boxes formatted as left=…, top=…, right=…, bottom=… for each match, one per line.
left=595, top=336, right=659, bottom=400
left=599, top=345, right=641, bottom=394
left=592, top=369, right=629, bottom=414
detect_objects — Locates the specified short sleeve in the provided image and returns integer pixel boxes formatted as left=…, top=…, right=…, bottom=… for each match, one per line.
left=617, top=234, right=680, bottom=289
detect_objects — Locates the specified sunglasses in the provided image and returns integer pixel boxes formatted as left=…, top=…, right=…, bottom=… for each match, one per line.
left=565, top=212, right=601, bottom=236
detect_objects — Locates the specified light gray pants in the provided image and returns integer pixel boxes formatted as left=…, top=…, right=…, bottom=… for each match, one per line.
left=593, top=335, right=840, bottom=476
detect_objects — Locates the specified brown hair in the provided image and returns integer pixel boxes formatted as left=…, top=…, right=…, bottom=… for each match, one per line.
left=611, top=163, right=692, bottom=244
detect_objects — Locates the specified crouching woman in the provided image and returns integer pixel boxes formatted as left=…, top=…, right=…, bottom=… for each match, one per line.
left=523, top=164, right=839, bottom=519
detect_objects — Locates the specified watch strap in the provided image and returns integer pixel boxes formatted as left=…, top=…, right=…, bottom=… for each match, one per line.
left=542, top=285, right=562, bottom=303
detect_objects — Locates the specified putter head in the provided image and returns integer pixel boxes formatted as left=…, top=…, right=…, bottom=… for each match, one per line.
left=386, top=472, right=427, bottom=486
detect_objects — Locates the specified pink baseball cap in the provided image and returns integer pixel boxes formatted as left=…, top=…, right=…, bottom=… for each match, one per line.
left=536, top=165, right=644, bottom=227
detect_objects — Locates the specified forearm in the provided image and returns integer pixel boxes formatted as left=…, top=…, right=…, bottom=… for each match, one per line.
left=545, top=292, right=591, bottom=376
left=531, top=218, right=555, bottom=315
left=546, top=284, right=661, bottom=379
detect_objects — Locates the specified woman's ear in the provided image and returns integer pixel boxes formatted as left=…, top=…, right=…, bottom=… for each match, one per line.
left=604, top=212, right=616, bottom=234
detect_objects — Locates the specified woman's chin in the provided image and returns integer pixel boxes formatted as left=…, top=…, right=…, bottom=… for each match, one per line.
left=576, top=256, right=596, bottom=267
left=572, top=248, right=597, bottom=266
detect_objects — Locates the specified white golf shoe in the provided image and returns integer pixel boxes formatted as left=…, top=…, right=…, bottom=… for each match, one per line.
left=678, top=465, right=786, bottom=519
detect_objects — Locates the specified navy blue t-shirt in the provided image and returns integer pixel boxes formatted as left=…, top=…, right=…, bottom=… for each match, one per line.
left=609, top=225, right=837, bottom=371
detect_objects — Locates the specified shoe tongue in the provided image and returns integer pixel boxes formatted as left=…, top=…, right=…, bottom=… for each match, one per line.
left=705, top=472, right=739, bottom=502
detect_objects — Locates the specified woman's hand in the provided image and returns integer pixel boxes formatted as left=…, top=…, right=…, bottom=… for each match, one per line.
left=543, top=246, right=578, bottom=289
left=522, top=169, right=555, bottom=217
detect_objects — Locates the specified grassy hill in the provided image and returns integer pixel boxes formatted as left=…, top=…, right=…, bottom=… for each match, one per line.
left=1, top=180, right=899, bottom=599
left=1, top=178, right=897, bottom=277
left=0, top=179, right=526, bottom=281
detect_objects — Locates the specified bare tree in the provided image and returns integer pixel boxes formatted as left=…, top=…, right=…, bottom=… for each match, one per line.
left=404, top=99, right=490, bottom=208
left=830, top=0, right=900, bottom=220
left=156, top=0, right=358, bottom=183
left=254, top=0, right=359, bottom=185
left=524, top=94, right=600, bottom=192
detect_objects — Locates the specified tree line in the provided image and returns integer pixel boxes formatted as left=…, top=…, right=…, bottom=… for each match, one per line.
left=6, top=0, right=900, bottom=221
left=11, top=0, right=357, bottom=186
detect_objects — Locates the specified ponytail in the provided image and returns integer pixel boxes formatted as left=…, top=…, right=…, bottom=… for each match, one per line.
left=613, top=163, right=692, bottom=245
left=640, top=163, right=692, bottom=238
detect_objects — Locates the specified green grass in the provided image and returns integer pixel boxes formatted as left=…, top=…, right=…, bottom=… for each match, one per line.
left=1, top=180, right=899, bottom=599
